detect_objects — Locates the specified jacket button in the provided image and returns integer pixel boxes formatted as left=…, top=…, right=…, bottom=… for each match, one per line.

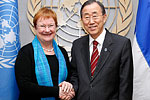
left=90, top=84, right=93, bottom=88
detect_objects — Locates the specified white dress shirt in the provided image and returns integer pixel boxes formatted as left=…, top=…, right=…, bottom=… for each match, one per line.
left=89, top=29, right=106, bottom=61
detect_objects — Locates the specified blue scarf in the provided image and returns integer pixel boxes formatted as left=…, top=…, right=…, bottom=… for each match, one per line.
left=32, top=36, right=68, bottom=100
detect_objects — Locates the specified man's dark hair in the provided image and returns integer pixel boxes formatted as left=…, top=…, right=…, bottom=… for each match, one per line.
left=80, top=0, right=106, bottom=18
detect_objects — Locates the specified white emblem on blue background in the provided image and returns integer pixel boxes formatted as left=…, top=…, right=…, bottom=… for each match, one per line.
left=0, top=0, right=20, bottom=68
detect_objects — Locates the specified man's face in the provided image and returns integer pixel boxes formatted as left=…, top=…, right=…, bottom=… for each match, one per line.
left=81, top=2, right=107, bottom=39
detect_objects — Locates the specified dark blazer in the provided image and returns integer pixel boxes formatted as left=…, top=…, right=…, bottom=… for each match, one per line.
left=70, top=29, right=133, bottom=100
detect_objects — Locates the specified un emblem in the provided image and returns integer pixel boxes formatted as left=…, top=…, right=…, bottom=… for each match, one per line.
left=0, top=1, right=20, bottom=68
left=27, top=0, right=133, bottom=52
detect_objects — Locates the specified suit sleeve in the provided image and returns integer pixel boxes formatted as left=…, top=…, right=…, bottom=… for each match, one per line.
left=70, top=42, right=79, bottom=93
left=119, top=39, right=133, bottom=100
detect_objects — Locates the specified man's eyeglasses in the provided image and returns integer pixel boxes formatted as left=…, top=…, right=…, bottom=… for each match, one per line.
left=83, top=14, right=103, bottom=22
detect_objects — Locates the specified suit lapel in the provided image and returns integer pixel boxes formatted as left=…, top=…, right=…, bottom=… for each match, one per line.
left=92, top=31, right=113, bottom=81
left=80, top=35, right=91, bottom=79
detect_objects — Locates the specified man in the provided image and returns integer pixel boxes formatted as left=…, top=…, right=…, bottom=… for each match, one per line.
left=70, top=0, right=133, bottom=100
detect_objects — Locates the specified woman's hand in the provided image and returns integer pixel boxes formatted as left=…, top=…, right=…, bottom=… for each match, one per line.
left=59, top=81, right=75, bottom=100
left=59, top=81, right=73, bottom=92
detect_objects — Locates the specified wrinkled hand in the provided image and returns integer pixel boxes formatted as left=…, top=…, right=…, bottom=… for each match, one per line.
left=59, top=81, right=73, bottom=92
left=59, top=81, right=75, bottom=100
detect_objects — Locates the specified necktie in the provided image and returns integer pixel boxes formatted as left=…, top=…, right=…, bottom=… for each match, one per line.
left=91, top=41, right=99, bottom=76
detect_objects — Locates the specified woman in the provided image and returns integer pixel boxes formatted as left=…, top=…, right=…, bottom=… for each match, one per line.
left=15, top=7, right=74, bottom=100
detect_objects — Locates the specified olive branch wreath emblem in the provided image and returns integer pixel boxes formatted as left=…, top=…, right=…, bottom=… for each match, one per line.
left=111, top=0, right=133, bottom=36
left=27, top=0, right=41, bottom=34
left=27, top=0, right=133, bottom=39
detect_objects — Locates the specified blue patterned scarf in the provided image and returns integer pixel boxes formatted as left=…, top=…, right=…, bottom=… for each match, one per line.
left=32, top=36, right=68, bottom=100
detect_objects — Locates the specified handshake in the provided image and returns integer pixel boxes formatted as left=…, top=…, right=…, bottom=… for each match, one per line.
left=59, top=81, right=75, bottom=100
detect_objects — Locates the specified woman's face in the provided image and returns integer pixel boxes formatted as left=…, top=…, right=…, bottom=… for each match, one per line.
left=35, top=17, right=56, bottom=44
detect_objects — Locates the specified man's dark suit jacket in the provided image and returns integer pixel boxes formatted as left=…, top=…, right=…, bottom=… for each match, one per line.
left=70, top=29, right=133, bottom=100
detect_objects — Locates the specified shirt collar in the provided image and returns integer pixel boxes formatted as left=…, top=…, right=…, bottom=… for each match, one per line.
left=89, top=29, right=106, bottom=46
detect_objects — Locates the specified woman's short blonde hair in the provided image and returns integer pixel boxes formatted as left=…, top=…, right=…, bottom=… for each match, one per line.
left=33, top=7, right=57, bottom=28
